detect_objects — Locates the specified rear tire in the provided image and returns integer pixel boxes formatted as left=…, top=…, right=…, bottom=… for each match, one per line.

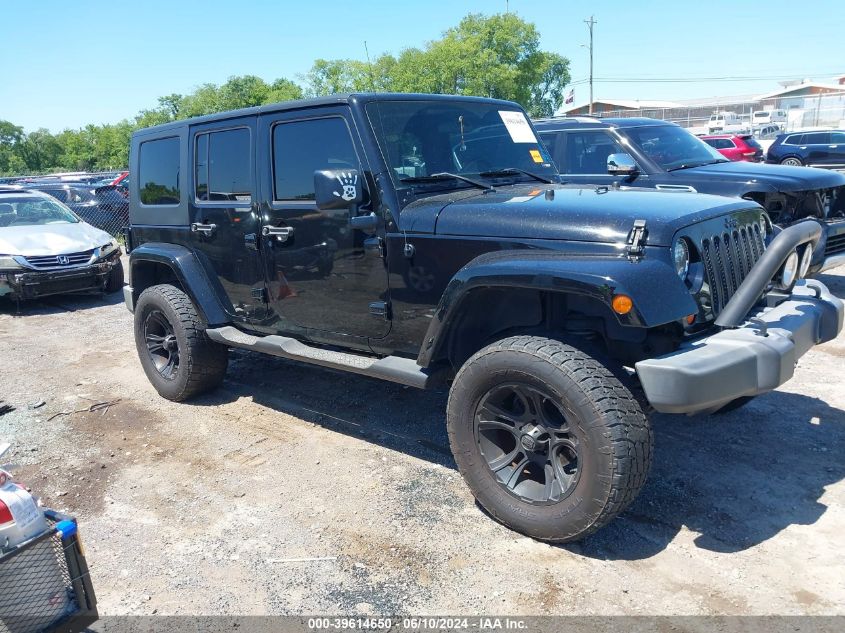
left=134, top=284, right=228, bottom=401
left=447, top=335, right=652, bottom=542
left=780, top=156, right=803, bottom=166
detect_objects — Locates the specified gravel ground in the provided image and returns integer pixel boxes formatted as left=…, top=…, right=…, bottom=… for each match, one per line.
left=1, top=263, right=844, bottom=616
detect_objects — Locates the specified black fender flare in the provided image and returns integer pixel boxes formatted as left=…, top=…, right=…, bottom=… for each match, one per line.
left=417, top=249, right=697, bottom=367
left=127, top=243, right=231, bottom=326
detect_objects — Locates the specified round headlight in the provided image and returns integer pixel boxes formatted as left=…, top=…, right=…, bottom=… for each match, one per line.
left=798, top=244, right=813, bottom=279
left=778, top=251, right=800, bottom=289
left=673, top=239, right=690, bottom=279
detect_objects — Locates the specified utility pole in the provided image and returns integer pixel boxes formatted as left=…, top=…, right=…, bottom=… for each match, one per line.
left=584, top=16, right=596, bottom=115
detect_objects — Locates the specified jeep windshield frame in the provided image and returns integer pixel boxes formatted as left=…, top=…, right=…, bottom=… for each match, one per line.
left=365, top=99, right=557, bottom=199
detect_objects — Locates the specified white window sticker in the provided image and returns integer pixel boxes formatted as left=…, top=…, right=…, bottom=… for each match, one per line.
left=498, top=110, right=538, bottom=144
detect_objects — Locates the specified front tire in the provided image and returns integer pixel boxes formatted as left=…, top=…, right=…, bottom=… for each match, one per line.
left=134, top=284, right=228, bottom=401
left=104, top=259, right=124, bottom=294
left=447, top=335, right=652, bottom=542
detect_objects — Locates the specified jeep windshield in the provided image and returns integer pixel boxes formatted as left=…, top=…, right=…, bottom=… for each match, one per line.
left=620, top=125, right=729, bottom=171
left=365, top=100, right=557, bottom=193
left=0, top=196, right=79, bottom=226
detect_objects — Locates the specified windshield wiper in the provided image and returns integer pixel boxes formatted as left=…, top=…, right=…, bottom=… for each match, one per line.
left=667, top=159, right=729, bottom=172
left=400, top=172, right=495, bottom=192
left=478, top=167, right=556, bottom=184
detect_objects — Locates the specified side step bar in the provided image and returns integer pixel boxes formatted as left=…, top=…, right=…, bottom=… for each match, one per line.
left=206, top=326, right=430, bottom=389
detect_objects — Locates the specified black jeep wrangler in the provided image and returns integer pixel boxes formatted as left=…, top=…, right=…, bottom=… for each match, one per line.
left=123, top=94, right=843, bottom=542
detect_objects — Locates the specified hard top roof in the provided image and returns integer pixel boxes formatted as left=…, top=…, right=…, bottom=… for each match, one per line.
left=133, top=92, right=523, bottom=137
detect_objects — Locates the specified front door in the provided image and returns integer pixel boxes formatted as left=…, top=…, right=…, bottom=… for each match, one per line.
left=189, top=118, right=265, bottom=321
left=257, top=107, right=390, bottom=343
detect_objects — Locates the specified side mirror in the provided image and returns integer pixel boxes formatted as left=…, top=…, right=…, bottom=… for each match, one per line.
left=314, top=169, right=363, bottom=211
left=607, top=153, right=639, bottom=177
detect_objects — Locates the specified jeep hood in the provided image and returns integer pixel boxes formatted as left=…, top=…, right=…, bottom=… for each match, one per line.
left=680, top=161, right=845, bottom=191
left=401, top=184, right=758, bottom=246
left=0, top=222, right=112, bottom=257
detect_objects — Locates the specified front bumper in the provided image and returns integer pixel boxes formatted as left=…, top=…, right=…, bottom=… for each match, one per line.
left=0, top=255, right=119, bottom=301
left=636, top=280, right=843, bottom=414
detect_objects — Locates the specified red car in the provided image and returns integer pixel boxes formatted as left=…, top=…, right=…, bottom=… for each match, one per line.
left=701, top=134, right=763, bottom=162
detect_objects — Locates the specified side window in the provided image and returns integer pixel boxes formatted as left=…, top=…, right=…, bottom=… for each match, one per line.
left=273, top=117, right=359, bottom=201
left=562, top=131, right=625, bottom=174
left=784, top=135, right=804, bottom=145
left=539, top=132, right=559, bottom=163
left=195, top=128, right=252, bottom=202
left=139, top=137, right=180, bottom=205
left=804, top=132, right=830, bottom=144
left=831, top=132, right=845, bottom=144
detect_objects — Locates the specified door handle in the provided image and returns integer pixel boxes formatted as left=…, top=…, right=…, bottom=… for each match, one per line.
left=262, top=225, right=294, bottom=243
left=349, top=213, right=378, bottom=231
left=191, top=222, right=217, bottom=237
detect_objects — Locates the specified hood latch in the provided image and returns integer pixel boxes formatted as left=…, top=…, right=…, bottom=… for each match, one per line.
left=626, top=219, right=647, bottom=261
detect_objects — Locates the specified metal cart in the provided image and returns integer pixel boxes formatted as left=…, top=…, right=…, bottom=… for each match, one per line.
left=0, top=510, right=97, bottom=633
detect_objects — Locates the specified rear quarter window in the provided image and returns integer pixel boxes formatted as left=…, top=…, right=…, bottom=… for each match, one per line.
left=139, top=137, right=180, bottom=205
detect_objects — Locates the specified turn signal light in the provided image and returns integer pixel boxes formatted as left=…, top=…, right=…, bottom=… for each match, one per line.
left=611, top=294, right=633, bottom=315
left=686, top=314, right=696, bottom=325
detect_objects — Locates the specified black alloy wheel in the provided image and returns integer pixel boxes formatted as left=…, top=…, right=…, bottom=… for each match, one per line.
left=475, top=382, right=580, bottom=504
left=144, top=309, right=180, bottom=380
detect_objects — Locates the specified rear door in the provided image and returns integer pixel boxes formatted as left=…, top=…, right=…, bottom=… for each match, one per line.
left=802, top=132, right=831, bottom=166
left=188, top=117, right=266, bottom=321
left=828, top=131, right=845, bottom=168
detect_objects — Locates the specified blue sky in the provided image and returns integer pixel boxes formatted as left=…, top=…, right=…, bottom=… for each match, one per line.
left=2, top=0, right=843, bottom=132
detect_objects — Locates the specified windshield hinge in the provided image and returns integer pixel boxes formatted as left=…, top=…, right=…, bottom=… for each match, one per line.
left=626, top=219, right=648, bottom=261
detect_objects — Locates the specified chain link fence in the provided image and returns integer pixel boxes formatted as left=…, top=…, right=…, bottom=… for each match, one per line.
left=0, top=169, right=128, bottom=238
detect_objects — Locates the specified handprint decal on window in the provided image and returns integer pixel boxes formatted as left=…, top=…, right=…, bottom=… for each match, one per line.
left=332, top=172, right=359, bottom=202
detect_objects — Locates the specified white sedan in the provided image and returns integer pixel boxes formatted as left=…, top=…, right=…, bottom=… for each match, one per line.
left=0, top=187, right=123, bottom=302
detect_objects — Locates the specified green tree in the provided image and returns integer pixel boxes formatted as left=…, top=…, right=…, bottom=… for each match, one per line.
left=265, top=78, right=304, bottom=104
left=304, top=13, right=570, bottom=116
left=302, top=59, right=373, bottom=96
left=0, top=120, right=25, bottom=174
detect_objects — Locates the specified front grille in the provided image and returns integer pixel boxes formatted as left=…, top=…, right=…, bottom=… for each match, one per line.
left=699, top=221, right=766, bottom=316
left=23, top=249, right=95, bottom=270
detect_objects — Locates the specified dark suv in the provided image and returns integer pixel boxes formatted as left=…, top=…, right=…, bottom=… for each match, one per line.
left=533, top=117, right=845, bottom=274
left=123, top=94, right=842, bottom=543
left=766, top=130, right=845, bottom=168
